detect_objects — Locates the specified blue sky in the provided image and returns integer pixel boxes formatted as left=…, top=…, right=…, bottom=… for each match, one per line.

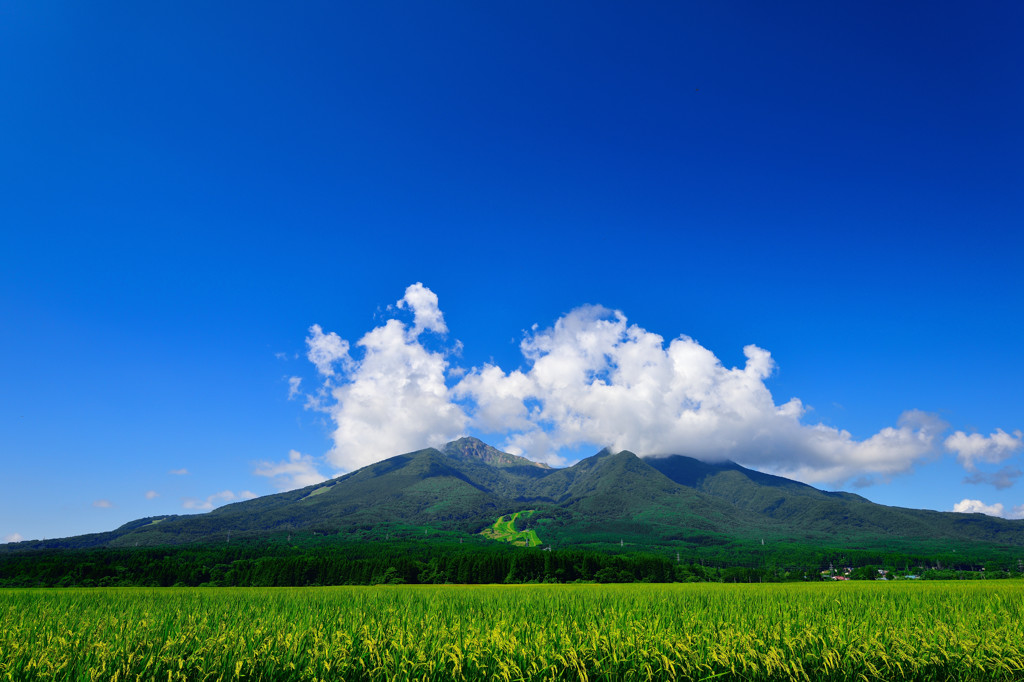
left=2, top=2, right=1022, bottom=542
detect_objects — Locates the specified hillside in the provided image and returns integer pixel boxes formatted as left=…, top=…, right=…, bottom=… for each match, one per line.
left=5, top=438, right=1024, bottom=557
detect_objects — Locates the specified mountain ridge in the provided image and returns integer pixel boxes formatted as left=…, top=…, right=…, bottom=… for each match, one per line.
left=4, top=437, right=1023, bottom=554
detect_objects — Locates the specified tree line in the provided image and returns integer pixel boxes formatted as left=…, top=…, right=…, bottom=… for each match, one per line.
left=3, top=539, right=1022, bottom=587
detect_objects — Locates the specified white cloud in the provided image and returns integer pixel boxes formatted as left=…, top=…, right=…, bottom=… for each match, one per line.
left=951, top=499, right=1024, bottom=520
left=296, top=284, right=1014, bottom=489
left=182, top=490, right=251, bottom=510
left=3, top=533, right=23, bottom=543
left=145, top=490, right=159, bottom=500
left=287, top=376, right=302, bottom=400
left=453, top=365, right=535, bottom=434
left=255, top=450, right=327, bottom=491
left=301, top=286, right=467, bottom=472
left=324, top=319, right=467, bottom=470
left=169, top=468, right=189, bottom=475
left=93, top=499, right=113, bottom=508
left=306, top=324, right=351, bottom=377
left=953, top=498, right=1006, bottom=517
left=945, top=429, right=1023, bottom=471
left=397, top=282, right=448, bottom=336
left=455, top=305, right=945, bottom=483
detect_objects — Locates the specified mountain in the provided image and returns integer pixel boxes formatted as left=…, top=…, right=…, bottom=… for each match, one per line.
left=7, top=437, right=1024, bottom=556
left=645, top=455, right=1023, bottom=545
left=443, top=437, right=550, bottom=471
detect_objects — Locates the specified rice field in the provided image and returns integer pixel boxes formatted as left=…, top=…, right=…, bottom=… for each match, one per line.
left=2, top=582, right=1024, bottom=681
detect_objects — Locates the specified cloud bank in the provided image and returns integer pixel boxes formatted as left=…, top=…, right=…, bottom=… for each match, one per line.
left=292, top=284, right=1017, bottom=490
left=454, top=305, right=944, bottom=483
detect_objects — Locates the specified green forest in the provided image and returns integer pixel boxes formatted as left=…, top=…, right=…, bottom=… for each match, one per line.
left=3, top=531, right=1021, bottom=588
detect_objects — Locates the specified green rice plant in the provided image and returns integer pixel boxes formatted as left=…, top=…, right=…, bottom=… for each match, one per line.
left=2, top=582, right=1024, bottom=681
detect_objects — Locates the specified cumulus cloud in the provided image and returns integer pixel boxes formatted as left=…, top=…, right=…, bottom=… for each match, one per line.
left=945, top=429, right=1024, bottom=471
left=145, top=490, right=160, bottom=500
left=255, top=450, right=327, bottom=491
left=182, top=490, right=256, bottom=511
left=93, top=499, right=113, bottom=508
left=306, top=324, right=351, bottom=377
left=953, top=498, right=1005, bottom=516
left=963, top=466, right=1022, bottom=490
left=396, top=282, right=448, bottom=336
left=287, top=376, right=302, bottom=400
left=301, top=285, right=467, bottom=472
left=292, top=283, right=1015, bottom=489
left=4, top=533, right=24, bottom=543
left=169, top=468, right=189, bottom=475
left=952, top=498, right=1024, bottom=519
left=455, top=305, right=945, bottom=483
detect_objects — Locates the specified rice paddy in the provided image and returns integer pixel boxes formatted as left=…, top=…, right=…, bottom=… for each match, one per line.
left=3, top=581, right=1024, bottom=681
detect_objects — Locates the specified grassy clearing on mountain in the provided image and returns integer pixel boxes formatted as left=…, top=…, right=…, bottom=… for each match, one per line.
left=481, top=510, right=542, bottom=547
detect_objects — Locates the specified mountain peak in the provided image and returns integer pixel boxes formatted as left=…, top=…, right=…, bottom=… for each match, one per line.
left=12, top=436, right=1024, bottom=553
left=442, top=437, right=550, bottom=469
